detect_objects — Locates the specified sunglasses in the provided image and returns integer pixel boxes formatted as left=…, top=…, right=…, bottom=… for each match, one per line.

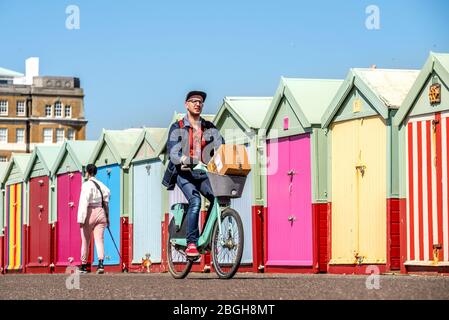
left=187, top=99, right=204, bottom=105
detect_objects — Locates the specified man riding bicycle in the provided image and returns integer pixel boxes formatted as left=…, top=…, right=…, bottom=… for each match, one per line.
left=162, top=90, right=224, bottom=258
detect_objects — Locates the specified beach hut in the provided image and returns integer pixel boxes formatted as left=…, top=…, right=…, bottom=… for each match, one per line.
left=89, top=129, right=143, bottom=271
left=123, top=128, right=166, bottom=272
left=321, top=68, right=419, bottom=273
left=0, top=162, right=9, bottom=274
left=156, top=112, right=215, bottom=273
left=23, top=145, right=61, bottom=273
left=2, top=153, right=32, bottom=273
left=50, top=140, right=97, bottom=272
left=213, top=97, right=272, bottom=272
left=394, top=52, right=449, bottom=274
left=260, top=78, right=342, bottom=273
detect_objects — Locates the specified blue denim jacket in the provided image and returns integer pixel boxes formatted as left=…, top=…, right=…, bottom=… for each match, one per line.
left=162, top=116, right=224, bottom=190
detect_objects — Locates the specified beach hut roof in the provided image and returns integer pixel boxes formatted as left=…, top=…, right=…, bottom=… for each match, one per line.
left=89, top=128, right=143, bottom=165
left=214, top=97, right=272, bottom=130
left=321, top=68, right=419, bottom=128
left=2, top=153, right=32, bottom=184
left=24, top=145, right=61, bottom=180
left=394, top=52, right=449, bottom=126
left=51, top=140, right=98, bottom=174
left=124, top=127, right=167, bottom=167
left=262, top=77, right=343, bottom=130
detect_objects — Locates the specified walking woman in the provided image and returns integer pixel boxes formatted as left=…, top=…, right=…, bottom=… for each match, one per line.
left=77, top=164, right=110, bottom=274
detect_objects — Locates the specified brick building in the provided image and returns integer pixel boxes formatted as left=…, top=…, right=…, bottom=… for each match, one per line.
left=0, top=58, right=87, bottom=161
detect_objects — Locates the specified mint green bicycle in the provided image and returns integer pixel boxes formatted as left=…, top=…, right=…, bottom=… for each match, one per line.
left=167, top=162, right=246, bottom=279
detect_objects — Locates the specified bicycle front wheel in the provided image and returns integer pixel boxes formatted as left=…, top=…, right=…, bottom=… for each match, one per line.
left=211, top=208, right=244, bottom=279
left=167, top=225, right=193, bottom=279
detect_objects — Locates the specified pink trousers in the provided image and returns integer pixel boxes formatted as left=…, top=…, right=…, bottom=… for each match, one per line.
left=81, top=206, right=107, bottom=264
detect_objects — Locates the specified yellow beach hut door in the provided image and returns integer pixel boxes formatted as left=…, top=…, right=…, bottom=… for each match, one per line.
left=331, top=116, right=386, bottom=264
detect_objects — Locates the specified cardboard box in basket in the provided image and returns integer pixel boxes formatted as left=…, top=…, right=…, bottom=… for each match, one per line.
left=207, top=144, right=251, bottom=176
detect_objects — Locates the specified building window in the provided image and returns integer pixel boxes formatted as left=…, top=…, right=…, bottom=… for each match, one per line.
left=0, top=156, right=7, bottom=162
left=56, top=129, right=65, bottom=143
left=17, top=101, right=26, bottom=116
left=0, top=101, right=8, bottom=116
left=67, top=129, right=75, bottom=141
left=43, top=128, right=53, bottom=143
left=55, top=101, right=62, bottom=117
left=0, top=128, right=7, bottom=143
left=16, top=128, right=25, bottom=143
left=65, top=105, right=71, bottom=118
left=45, top=105, right=52, bottom=117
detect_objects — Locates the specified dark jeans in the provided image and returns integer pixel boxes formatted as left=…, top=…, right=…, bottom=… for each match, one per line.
left=176, top=172, right=215, bottom=245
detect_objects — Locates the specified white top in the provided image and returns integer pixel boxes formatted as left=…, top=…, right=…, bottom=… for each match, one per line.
left=77, top=177, right=111, bottom=224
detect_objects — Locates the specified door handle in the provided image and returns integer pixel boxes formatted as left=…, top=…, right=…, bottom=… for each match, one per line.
left=355, top=165, right=366, bottom=177
left=432, top=119, right=440, bottom=133
left=38, top=205, right=44, bottom=211
left=38, top=180, right=44, bottom=186
left=288, top=215, right=297, bottom=222
left=68, top=202, right=74, bottom=208
left=287, top=170, right=296, bottom=176
left=68, top=257, right=74, bottom=263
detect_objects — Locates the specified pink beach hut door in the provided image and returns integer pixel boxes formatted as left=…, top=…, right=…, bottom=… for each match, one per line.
left=266, top=134, right=313, bottom=266
left=57, top=172, right=82, bottom=266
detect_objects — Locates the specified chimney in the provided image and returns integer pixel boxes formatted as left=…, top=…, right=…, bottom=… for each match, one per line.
left=25, top=57, right=39, bottom=85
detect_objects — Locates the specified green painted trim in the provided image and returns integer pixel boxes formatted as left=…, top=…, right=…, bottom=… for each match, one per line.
left=353, top=76, right=390, bottom=120
left=326, top=128, right=332, bottom=202
left=129, top=164, right=134, bottom=224
left=388, top=110, right=400, bottom=198
left=24, top=182, right=29, bottom=226
left=24, top=147, right=59, bottom=181
left=124, top=169, right=130, bottom=218
left=322, top=74, right=355, bottom=128
left=311, top=127, right=329, bottom=203
left=260, top=82, right=285, bottom=132
left=6, top=178, right=25, bottom=186
left=252, top=135, right=263, bottom=205
left=386, top=119, right=393, bottom=198
left=52, top=142, right=82, bottom=176
left=260, top=139, right=268, bottom=208
left=120, top=168, right=124, bottom=218
left=395, top=53, right=449, bottom=126
left=123, top=130, right=146, bottom=169
left=283, top=86, right=311, bottom=128
left=333, top=109, right=379, bottom=123
left=265, top=127, right=307, bottom=140
left=311, top=130, right=318, bottom=203
left=50, top=176, right=57, bottom=223
left=89, top=131, right=122, bottom=166
left=214, top=99, right=252, bottom=131
left=398, top=124, right=407, bottom=198
left=322, top=70, right=391, bottom=128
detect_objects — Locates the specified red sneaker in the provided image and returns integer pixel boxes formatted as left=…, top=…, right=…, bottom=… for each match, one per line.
left=185, top=243, right=200, bottom=257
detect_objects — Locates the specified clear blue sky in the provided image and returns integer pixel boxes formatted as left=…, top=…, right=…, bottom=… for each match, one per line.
left=1, top=0, right=448, bottom=139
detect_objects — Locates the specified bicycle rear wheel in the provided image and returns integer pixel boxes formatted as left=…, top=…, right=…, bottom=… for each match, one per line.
left=211, top=208, right=244, bottom=279
left=167, top=222, right=193, bottom=279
